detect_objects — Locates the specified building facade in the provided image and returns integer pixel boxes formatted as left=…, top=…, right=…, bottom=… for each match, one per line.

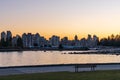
left=49, top=35, right=60, bottom=47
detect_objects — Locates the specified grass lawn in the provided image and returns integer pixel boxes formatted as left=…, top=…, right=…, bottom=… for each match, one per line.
left=0, top=70, right=120, bottom=80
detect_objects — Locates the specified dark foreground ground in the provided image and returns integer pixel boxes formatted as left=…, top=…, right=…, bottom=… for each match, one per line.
left=0, top=70, right=120, bottom=80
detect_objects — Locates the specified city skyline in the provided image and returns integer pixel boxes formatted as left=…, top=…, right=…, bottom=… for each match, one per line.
left=0, top=30, right=99, bottom=48
left=1, top=30, right=98, bottom=40
left=1, top=0, right=120, bottom=39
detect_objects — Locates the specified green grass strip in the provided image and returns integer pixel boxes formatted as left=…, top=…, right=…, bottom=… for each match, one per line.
left=0, top=70, right=120, bottom=80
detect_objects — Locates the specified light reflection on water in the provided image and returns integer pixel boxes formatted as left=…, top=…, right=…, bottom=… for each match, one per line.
left=0, top=51, right=120, bottom=67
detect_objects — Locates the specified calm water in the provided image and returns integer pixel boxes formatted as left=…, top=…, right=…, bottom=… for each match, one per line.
left=0, top=51, right=120, bottom=67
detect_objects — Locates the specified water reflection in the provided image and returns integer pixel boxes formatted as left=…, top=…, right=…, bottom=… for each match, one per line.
left=0, top=51, right=120, bottom=67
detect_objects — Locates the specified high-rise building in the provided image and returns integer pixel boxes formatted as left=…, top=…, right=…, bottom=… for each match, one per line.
left=32, top=33, right=40, bottom=47
left=80, top=38, right=87, bottom=47
left=22, top=33, right=45, bottom=48
left=22, top=33, right=27, bottom=48
left=27, top=33, right=32, bottom=48
left=87, top=34, right=92, bottom=41
left=49, top=35, right=60, bottom=47
left=1, top=31, right=6, bottom=41
left=87, top=34, right=93, bottom=47
left=34, top=33, right=40, bottom=46
left=31, top=34, right=35, bottom=47
left=6, top=31, right=12, bottom=40
left=74, top=35, right=80, bottom=47
left=92, top=35, right=99, bottom=47
left=85, top=34, right=99, bottom=48
left=61, top=37, right=69, bottom=46
left=39, top=36, right=47, bottom=47
left=12, top=36, right=17, bottom=47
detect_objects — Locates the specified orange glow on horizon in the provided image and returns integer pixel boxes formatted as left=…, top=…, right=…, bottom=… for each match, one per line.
left=9, top=30, right=119, bottom=40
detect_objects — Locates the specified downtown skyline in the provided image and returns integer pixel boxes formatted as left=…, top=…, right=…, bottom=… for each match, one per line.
left=1, top=30, right=120, bottom=49
left=0, top=30, right=99, bottom=48
left=1, top=0, right=120, bottom=39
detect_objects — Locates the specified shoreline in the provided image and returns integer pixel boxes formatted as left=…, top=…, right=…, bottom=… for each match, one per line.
left=0, top=48, right=120, bottom=55
left=0, top=48, right=89, bottom=52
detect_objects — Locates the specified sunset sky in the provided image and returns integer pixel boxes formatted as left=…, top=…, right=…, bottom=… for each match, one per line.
left=0, top=0, right=120, bottom=39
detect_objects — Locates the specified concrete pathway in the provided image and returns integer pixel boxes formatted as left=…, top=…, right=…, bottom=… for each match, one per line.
left=0, top=65, right=120, bottom=76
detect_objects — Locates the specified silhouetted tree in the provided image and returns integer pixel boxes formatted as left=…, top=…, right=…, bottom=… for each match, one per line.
left=99, top=34, right=120, bottom=47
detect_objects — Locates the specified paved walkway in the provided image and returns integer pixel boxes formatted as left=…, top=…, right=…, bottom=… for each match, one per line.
left=0, top=65, right=120, bottom=76
left=0, top=66, right=74, bottom=76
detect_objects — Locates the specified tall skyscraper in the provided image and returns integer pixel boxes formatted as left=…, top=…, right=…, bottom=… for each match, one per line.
left=22, top=33, right=27, bottom=48
left=1, top=31, right=6, bottom=41
left=6, top=31, right=12, bottom=40
left=87, top=34, right=92, bottom=47
left=33, top=33, right=40, bottom=47
left=27, top=33, right=32, bottom=48
left=93, top=35, right=99, bottom=47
